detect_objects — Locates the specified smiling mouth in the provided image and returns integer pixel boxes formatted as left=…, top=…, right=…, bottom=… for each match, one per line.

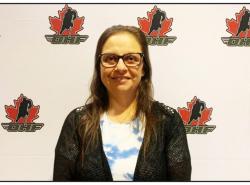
left=111, top=76, right=130, bottom=80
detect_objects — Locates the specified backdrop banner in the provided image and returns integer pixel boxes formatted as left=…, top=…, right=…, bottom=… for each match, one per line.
left=0, top=4, right=250, bottom=181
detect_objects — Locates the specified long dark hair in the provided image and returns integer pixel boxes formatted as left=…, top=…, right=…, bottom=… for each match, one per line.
left=78, top=25, right=156, bottom=160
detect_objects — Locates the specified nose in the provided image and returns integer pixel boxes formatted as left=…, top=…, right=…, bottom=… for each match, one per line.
left=115, top=58, right=127, bottom=72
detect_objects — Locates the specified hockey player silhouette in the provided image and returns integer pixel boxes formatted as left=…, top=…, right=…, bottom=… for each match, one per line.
left=236, top=10, right=250, bottom=36
left=148, top=9, right=166, bottom=36
left=60, top=8, right=77, bottom=34
left=16, top=97, right=33, bottom=123
left=188, top=99, right=205, bottom=125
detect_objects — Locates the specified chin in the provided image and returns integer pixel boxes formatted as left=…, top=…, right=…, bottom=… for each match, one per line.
left=115, top=86, right=132, bottom=91
left=111, top=85, right=136, bottom=93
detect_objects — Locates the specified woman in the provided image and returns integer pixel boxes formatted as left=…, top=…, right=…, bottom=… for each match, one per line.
left=53, top=25, right=191, bottom=181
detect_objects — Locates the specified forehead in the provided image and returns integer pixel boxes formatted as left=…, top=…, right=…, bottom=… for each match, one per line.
left=101, top=32, right=142, bottom=54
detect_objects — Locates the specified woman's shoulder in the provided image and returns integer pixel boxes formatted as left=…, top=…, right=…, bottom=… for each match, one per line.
left=152, top=100, right=178, bottom=118
left=63, top=104, right=91, bottom=127
left=152, top=100, right=185, bottom=131
left=66, top=104, right=90, bottom=117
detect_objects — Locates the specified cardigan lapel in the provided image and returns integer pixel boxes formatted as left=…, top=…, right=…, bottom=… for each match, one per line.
left=98, top=125, right=113, bottom=181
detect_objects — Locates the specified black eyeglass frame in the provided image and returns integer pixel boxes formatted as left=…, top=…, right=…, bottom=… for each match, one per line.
left=99, top=53, right=144, bottom=68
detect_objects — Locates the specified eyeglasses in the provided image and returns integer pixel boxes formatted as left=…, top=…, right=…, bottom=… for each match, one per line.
left=99, top=53, right=144, bottom=68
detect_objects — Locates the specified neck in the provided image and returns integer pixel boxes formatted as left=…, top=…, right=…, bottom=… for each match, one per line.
left=107, top=92, right=137, bottom=123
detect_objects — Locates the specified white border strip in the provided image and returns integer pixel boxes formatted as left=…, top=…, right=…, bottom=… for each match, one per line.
left=0, top=0, right=250, bottom=3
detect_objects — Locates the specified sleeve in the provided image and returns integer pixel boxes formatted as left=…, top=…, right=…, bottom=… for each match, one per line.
left=166, top=110, right=192, bottom=181
left=53, top=110, right=81, bottom=181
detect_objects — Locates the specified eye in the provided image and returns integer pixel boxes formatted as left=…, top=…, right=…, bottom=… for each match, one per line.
left=124, top=54, right=137, bottom=62
left=124, top=54, right=140, bottom=63
left=103, top=54, right=118, bottom=63
left=108, top=55, right=116, bottom=61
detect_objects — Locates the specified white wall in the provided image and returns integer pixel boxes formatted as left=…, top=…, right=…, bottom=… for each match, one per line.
left=0, top=4, right=249, bottom=180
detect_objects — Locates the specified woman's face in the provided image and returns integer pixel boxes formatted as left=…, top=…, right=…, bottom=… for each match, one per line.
left=100, top=32, right=144, bottom=98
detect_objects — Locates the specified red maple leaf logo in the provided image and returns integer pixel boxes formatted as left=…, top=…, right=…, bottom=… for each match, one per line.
left=137, top=5, right=173, bottom=36
left=226, top=6, right=250, bottom=38
left=5, top=94, right=40, bottom=124
left=49, top=4, right=84, bottom=35
left=177, top=96, right=213, bottom=126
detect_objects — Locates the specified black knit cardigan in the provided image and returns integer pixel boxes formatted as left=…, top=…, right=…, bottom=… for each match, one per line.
left=53, top=101, right=191, bottom=181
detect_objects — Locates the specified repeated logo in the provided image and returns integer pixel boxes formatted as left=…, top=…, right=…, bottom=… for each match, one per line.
left=177, top=96, right=216, bottom=134
left=137, top=5, right=176, bottom=46
left=1, top=94, right=44, bottom=132
left=45, top=4, right=89, bottom=44
left=222, top=7, right=250, bottom=46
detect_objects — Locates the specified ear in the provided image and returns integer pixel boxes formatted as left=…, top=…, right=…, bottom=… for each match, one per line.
left=141, top=65, right=145, bottom=77
left=141, top=70, right=145, bottom=77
